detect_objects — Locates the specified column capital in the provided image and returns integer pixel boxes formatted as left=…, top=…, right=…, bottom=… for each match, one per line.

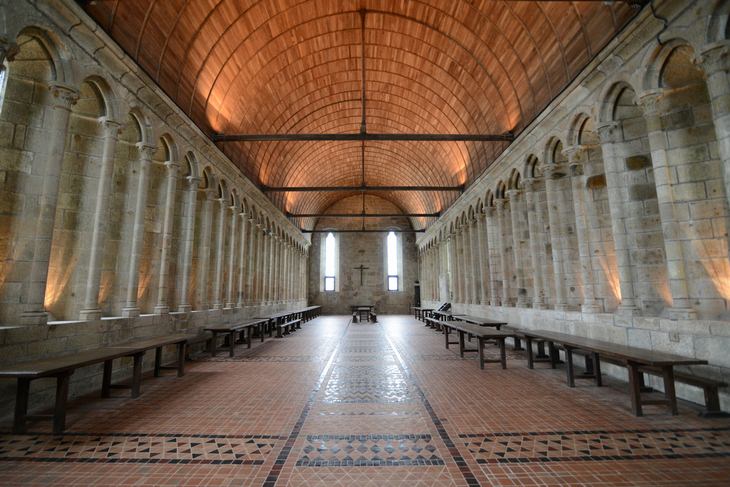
left=596, top=121, right=621, bottom=143
left=522, top=177, right=542, bottom=192
left=0, top=36, right=19, bottom=64
left=98, top=117, right=122, bottom=135
left=135, top=142, right=157, bottom=161
left=542, top=163, right=567, bottom=179
left=484, top=206, right=496, bottom=217
left=636, top=88, right=669, bottom=117
left=698, top=40, right=730, bottom=76
left=505, top=188, right=521, bottom=200
left=48, top=83, right=79, bottom=110
left=493, top=197, right=507, bottom=210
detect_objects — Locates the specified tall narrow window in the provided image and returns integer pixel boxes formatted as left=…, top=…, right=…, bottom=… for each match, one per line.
left=387, top=231, right=398, bottom=291
left=324, top=232, right=336, bottom=291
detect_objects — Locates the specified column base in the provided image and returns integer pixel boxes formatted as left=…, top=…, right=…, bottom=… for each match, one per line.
left=177, top=304, right=192, bottom=313
left=121, top=307, right=140, bottom=318
left=211, top=303, right=223, bottom=310
left=153, top=305, right=170, bottom=315
left=79, top=308, right=103, bottom=321
left=20, top=311, right=48, bottom=326
left=667, top=307, right=697, bottom=320
left=225, top=302, right=236, bottom=309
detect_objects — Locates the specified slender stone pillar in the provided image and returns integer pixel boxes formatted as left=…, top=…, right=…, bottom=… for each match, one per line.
left=258, top=226, right=267, bottom=304
left=543, top=165, right=570, bottom=311
left=79, top=118, right=121, bottom=320
left=271, top=235, right=279, bottom=303
left=506, top=190, right=528, bottom=307
left=196, top=189, right=215, bottom=310
left=249, top=223, right=260, bottom=304
left=597, top=122, right=640, bottom=314
left=485, top=207, right=500, bottom=306
left=475, top=212, right=490, bottom=304
left=565, top=146, right=602, bottom=313
left=455, top=228, right=465, bottom=303
left=468, top=219, right=480, bottom=304
left=462, top=225, right=472, bottom=304
left=236, top=211, right=248, bottom=307
left=639, top=91, right=697, bottom=318
left=699, top=41, right=730, bottom=214
left=122, top=144, right=155, bottom=318
left=153, top=159, right=180, bottom=314
left=224, top=203, right=238, bottom=308
left=20, top=84, right=78, bottom=325
left=494, top=199, right=512, bottom=306
left=177, top=176, right=199, bottom=312
left=446, top=234, right=456, bottom=302
left=211, top=197, right=227, bottom=310
left=523, top=178, right=547, bottom=308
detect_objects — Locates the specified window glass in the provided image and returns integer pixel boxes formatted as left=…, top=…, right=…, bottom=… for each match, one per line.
left=324, top=232, right=335, bottom=291
left=387, top=231, right=398, bottom=291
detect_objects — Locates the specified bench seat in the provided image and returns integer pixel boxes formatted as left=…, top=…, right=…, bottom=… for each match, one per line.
left=205, top=319, right=268, bottom=357
left=440, top=320, right=515, bottom=370
left=277, top=319, right=301, bottom=338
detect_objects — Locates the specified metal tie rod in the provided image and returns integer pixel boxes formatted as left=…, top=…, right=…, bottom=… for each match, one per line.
left=213, top=132, right=514, bottom=142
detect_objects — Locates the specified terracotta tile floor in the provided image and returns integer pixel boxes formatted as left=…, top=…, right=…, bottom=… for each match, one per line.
left=1, top=314, right=729, bottom=486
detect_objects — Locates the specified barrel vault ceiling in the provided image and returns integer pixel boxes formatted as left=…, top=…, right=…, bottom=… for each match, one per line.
left=81, top=0, right=638, bottom=231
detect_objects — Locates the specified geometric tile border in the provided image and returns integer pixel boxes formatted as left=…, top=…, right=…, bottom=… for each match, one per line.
left=296, top=434, right=445, bottom=466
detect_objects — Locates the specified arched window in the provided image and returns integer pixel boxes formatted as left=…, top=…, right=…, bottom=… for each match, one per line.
left=324, top=232, right=336, bottom=291
left=386, top=231, right=399, bottom=291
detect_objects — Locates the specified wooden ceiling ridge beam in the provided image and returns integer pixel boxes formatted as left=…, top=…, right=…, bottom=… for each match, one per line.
left=287, top=212, right=440, bottom=218
left=262, top=185, right=464, bottom=192
left=300, top=229, right=426, bottom=233
left=212, top=132, right=515, bottom=142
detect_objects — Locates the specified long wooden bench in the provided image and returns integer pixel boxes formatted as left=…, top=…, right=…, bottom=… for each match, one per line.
left=425, top=316, right=443, bottom=331
left=520, top=329, right=707, bottom=416
left=0, top=333, right=191, bottom=434
left=301, top=305, right=321, bottom=322
left=276, top=318, right=301, bottom=338
left=205, top=318, right=268, bottom=357
left=440, top=320, right=515, bottom=370
left=454, top=315, right=507, bottom=330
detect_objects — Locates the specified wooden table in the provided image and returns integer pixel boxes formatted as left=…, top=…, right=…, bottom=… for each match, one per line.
left=523, top=329, right=707, bottom=416
left=441, top=321, right=515, bottom=370
left=351, top=305, right=374, bottom=323
left=412, top=306, right=433, bottom=321
left=454, top=315, right=507, bottom=329
left=431, top=310, right=455, bottom=321
left=0, top=333, right=191, bottom=434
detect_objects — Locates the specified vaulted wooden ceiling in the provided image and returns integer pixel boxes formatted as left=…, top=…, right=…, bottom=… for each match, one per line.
left=82, top=0, right=638, bottom=230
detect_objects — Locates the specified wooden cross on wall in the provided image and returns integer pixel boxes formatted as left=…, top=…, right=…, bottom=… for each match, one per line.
left=353, top=264, right=369, bottom=286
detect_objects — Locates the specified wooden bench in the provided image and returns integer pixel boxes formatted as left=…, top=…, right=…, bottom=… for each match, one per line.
left=425, top=316, right=443, bottom=331
left=521, top=329, right=707, bottom=416
left=567, top=347, right=728, bottom=417
left=441, top=321, right=515, bottom=370
left=205, top=318, right=268, bottom=357
left=454, top=315, right=507, bottom=330
left=276, top=319, right=301, bottom=338
left=301, top=305, right=321, bottom=322
left=0, top=333, right=190, bottom=434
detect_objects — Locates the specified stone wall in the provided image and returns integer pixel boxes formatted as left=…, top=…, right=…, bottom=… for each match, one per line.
left=0, top=0, right=309, bottom=420
left=307, top=195, right=418, bottom=314
left=419, top=0, right=730, bottom=411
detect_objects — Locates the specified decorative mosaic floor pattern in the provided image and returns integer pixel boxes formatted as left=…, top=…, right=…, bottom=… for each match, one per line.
left=1, top=315, right=730, bottom=486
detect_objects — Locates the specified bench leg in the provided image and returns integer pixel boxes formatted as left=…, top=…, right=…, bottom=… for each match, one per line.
left=565, top=348, right=575, bottom=387
left=536, top=341, right=549, bottom=359
left=131, top=353, right=144, bottom=398
left=499, top=338, right=507, bottom=369
left=593, top=352, right=602, bottom=387
left=210, top=332, right=218, bottom=357
left=662, top=366, right=678, bottom=416
left=513, top=336, right=523, bottom=351
left=459, top=331, right=465, bottom=358
left=53, top=372, right=71, bottom=435
left=154, top=347, right=162, bottom=377
left=102, top=359, right=113, bottom=398
left=13, top=378, right=30, bottom=434
left=526, top=337, right=534, bottom=369
left=229, top=331, right=235, bottom=358
left=444, top=327, right=449, bottom=349
left=176, top=342, right=186, bottom=377
left=548, top=341, right=557, bottom=369
left=247, top=327, right=252, bottom=349
left=627, top=362, right=643, bottom=417
left=478, top=337, right=484, bottom=370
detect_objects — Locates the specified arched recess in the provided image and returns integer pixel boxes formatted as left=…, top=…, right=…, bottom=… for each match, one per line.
left=0, top=29, right=65, bottom=324
left=45, top=77, right=110, bottom=320
left=571, top=113, right=620, bottom=312
left=601, top=81, right=670, bottom=314
left=169, top=150, right=198, bottom=310
left=651, top=42, right=729, bottom=318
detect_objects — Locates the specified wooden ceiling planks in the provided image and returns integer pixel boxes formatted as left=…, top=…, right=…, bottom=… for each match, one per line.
left=82, top=0, right=637, bottom=229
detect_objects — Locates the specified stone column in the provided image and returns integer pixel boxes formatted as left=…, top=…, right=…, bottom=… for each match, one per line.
left=153, top=159, right=180, bottom=314
left=224, top=203, right=238, bottom=308
left=20, top=84, right=78, bottom=325
left=122, top=144, right=155, bottom=318
left=699, top=41, right=730, bottom=213
left=211, top=197, right=227, bottom=309
left=468, top=219, right=481, bottom=304
left=250, top=223, right=261, bottom=304
left=506, top=190, right=528, bottom=307
left=196, top=189, right=215, bottom=310
left=283, top=242, right=290, bottom=302
left=177, top=176, right=199, bottom=312
left=565, top=146, right=602, bottom=313
left=639, top=91, right=697, bottom=319
left=484, top=207, right=500, bottom=306
left=271, top=235, right=279, bottom=303
left=236, top=211, right=249, bottom=307
left=543, top=164, right=570, bottom=311
left=597, top=122, right=640, bottom=313
left=446, top=234, right=455, bottom=302
left=258, top=226, right=267, bottom=304
left=494, top=199, right=511, bottom=306
left=523, top=178, right=547, bottom=308
left=455, top=229, right=465, bottom=303
left=475, top=212, right=490, bottom=304
left=79, top=118, right=121, bottom=320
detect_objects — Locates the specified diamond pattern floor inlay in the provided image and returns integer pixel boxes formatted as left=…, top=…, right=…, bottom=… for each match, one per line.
left=1, top=315, right=730, bottom=486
